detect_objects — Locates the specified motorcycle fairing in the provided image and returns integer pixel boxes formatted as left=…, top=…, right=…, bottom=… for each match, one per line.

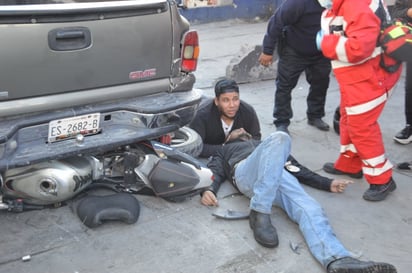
left=148, top=159, right=199, bottom=197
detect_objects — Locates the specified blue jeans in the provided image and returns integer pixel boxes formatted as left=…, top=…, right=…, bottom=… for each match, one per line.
left=234, top=132, right=350, bottom=267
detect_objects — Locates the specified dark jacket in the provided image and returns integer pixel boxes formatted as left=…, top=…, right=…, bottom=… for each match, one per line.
left=390, top=0, right=412, bottom=22
left=206, top=139, right=332, bottom=195
left=189, top=98, right=261, bottom=157
left=262, top=0, right=325, bottom=57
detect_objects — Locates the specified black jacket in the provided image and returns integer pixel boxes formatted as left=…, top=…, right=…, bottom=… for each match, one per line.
left=262, top=0, right=325, bottom=57
left=390, top=0, right=412, bottom=23
left=189, top=99, right=261, bottom=158
left=206, top=139, right=332, bottom=195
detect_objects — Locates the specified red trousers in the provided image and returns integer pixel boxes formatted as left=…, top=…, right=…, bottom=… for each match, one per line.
left=334, top=58, right=401, bottom=185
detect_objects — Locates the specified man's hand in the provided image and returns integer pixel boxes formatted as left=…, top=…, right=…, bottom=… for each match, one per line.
left=258, top=53, right=273, bottom=67
left=330, top=179, right=353, bottom=193
left=201, top=190, right=219, bottom=206
left=407, top=7, right=412, bottom=19
left=225, top=128, right=251, bottom=143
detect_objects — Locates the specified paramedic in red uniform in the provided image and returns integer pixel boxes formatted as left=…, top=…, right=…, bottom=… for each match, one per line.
left=317, top=0, right=402, bottom=201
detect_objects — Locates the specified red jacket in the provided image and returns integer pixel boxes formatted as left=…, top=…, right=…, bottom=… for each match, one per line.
left=320, top=0, right=401, bottom=91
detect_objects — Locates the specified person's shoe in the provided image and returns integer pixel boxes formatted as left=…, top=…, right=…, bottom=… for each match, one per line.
left=363, top=178, right=397, bottom=201
left=323, top=162, right=363, bottom=179
left=393, top=125, right=412, bottom=144
left=397, top=161, right=412, bottom=170
left=308, top=118, right=330, bottom=131
left=327, top=257, right=397, bottom=273
left=249, top=210, right=278, bottom=248
left=276, top=124, right=289, bottom=135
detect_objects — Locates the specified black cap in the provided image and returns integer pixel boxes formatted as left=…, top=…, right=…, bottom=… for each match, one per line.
left=214, top=78, right=239, bottom=97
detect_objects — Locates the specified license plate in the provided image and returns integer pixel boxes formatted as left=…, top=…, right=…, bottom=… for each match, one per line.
left=48, top=113, right=101, bottom=143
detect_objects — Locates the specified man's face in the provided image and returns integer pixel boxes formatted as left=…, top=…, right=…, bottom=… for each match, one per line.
left=215, top=91, right=240, bottom=119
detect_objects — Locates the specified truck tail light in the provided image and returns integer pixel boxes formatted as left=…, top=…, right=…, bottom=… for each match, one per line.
left=181, top=30, right=199, bottom=72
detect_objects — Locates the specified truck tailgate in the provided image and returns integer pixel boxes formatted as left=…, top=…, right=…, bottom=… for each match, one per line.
left=0, top=0, right=173, bottom=100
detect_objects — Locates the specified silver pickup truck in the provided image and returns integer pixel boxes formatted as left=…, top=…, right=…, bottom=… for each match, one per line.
left=0, top=0, right=202, bottom=208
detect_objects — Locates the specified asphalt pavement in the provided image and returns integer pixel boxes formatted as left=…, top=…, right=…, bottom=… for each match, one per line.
left=0, top=20, right=411, bottom=273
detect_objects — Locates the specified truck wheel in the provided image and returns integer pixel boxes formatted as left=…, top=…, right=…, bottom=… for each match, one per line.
left=170, top=126, right=203, bottom=157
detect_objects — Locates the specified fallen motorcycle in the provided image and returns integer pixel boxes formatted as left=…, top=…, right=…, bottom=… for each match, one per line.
left=0, top=136, right=213, bottom=212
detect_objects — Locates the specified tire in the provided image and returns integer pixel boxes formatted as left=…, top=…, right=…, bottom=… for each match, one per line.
left=170, top=126, right=203, bottom=157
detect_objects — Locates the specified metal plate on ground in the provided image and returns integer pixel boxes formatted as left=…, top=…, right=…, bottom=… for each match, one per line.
left=212, top=193, right=250, bottom=220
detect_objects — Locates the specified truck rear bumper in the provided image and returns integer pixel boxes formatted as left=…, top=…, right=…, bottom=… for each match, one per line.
left=0, top=89, right=202, bottom=171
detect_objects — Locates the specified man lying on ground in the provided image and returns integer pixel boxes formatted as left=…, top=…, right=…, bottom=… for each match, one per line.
left=200, top=131, right=397, bottom=273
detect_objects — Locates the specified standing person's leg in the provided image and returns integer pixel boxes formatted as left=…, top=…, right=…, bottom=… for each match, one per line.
left=273, top=47, right=306, bottom=131
left=323, top=92, right=363, bottom=178
left=234, top=131, right=291, bottom=248
left=394, top=61, right=412, bottom=144
left=396, top=62, right=412, bottom=170
left=346, top=103, right=392, bottom=184
left=328, top=76, right=395, bottom=201
left=326, top=106, right=363, bottom=175
left=404, top=62, right=412, bottom=125
left=305, top=56, right=331, bottom=131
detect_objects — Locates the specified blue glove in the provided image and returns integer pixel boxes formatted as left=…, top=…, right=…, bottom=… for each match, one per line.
left=317, top=0, right=332, bottom=9
left=316, top=30, right=324, bottom=51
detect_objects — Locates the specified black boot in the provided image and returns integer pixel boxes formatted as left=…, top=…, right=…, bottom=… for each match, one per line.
left=362, top=178, right=397, bottom=201
left=308, top=118, right=330, bottom=131
left=323, top=162, right=363, bottom=179
left=249, top=210, right=278, bottom=248
left=327, top=257, right=397, bottom=273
